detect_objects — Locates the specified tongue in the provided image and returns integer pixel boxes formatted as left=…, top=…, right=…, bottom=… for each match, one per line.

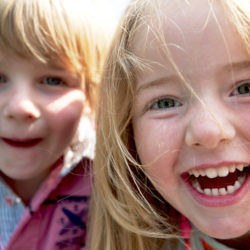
left=198, top=172, right=238, bottom=189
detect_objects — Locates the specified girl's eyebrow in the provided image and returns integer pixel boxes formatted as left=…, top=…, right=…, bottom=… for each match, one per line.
left=136, top=75, right=177, bottom=94
left=225, top=60, right=250, bottom=71
left=136, top=60, right=250, bottom=94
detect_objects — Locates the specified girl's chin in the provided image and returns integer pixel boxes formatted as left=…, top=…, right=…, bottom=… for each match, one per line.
left=195, top=221, right=250, bottom=240
left=215, top=231, right=250, bottom=249
left=206, top=230, right=247, bottom=240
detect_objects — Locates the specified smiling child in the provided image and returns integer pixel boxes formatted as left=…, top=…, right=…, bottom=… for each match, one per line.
left=0, top=0, right=108, bottom=249
left=90, top=0, right=250, bottom=249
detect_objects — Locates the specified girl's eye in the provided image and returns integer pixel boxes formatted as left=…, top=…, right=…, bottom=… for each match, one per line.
left=150, top=97, right=181, bottom=110
left=233, top=81, right=250, bottom=95
left=41, top=77, right=65, bottom=86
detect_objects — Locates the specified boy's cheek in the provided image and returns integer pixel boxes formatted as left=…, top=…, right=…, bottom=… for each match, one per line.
left=49, top=104, right=83, bottom=133
left=47, top=90, right=85, bottom=114
left=44, top=91, right=85, bottom=138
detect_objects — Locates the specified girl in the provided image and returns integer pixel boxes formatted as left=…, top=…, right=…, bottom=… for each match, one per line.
left=90, top=0, right=250, bottom=249
left=0, top=0, right=108, bottom=249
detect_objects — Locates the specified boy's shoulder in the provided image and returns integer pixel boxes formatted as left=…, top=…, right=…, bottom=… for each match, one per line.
left=50, top=157, right=93, bottom=200
left=6, top=158, right=93, bottom=250
left=40, top=158, right=92, bottom=249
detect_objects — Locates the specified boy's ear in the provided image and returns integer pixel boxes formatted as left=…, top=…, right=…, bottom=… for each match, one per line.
left=82, top=104, right=92, bottom=117
left=83, top=76, right=97, bottom=114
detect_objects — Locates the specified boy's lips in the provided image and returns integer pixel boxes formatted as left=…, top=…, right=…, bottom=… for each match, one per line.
left=2, top=138, right=42, bottom=148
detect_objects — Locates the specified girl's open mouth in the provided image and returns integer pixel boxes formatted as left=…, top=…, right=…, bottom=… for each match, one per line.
left=2, top=138, right=42, bottom=148
left=184, top=164, right=250, bottom=197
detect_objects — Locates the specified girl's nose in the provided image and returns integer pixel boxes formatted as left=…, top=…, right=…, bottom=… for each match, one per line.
left=185, top=105, right=235, bottom=150
left=4, top=91, right=41, bottom=121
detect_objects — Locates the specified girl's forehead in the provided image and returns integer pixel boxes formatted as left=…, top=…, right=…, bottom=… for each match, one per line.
left=133, top=0, right=226, bottom=55
left=132, top=0, right=248, bottom=87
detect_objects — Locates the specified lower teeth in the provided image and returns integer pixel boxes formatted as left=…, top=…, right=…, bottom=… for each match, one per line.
left=192, top=175, right=246, bottom=196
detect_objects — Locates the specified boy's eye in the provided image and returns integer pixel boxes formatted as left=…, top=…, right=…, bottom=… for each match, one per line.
left=0, top=74, right=7, bottom=83
left=41, top=77, right=65, bottom=86
left=150, top=98, right=181, bottom=110
left=233, top=81, right=250, bottom=95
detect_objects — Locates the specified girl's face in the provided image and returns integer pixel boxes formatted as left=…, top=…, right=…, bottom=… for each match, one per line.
left=132, top=0, right=250, bottom=240
left=0, top=53, right=85, bottom=192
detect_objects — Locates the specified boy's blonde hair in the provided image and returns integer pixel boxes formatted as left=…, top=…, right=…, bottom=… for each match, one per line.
left=89, top=0, right=250, bottom=249
left=0, top=0, right=109, bottom=111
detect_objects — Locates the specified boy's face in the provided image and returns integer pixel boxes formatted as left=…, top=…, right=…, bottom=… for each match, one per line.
left=133, top=0, right=250, bottom=241
left=0, top=53, right=85, bottom=191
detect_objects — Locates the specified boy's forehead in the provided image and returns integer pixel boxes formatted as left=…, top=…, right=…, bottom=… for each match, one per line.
left=0, top=51, right=72, bottom=73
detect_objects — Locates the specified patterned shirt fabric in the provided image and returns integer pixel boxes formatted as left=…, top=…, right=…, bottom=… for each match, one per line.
left=0, top=178, right=25, bottom=248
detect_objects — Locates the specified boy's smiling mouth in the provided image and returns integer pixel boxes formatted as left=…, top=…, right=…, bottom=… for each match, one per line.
left=185, top=164, right=250, bottom=196
left=2, top=138, right=42, bottom=148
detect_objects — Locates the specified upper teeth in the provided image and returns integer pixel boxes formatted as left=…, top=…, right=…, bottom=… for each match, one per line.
left=189, top=164, right=247, bottom=178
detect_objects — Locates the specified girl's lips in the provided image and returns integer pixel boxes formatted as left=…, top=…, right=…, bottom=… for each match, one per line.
left=182, top=166, right=250, bottom=207
left=2, top=138, right=42, bottom=148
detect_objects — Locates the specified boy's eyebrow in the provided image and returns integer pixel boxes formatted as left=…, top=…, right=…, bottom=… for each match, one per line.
left=47, top=63, right=66, bottom=71
left=136, top=75, right=176, bottom=94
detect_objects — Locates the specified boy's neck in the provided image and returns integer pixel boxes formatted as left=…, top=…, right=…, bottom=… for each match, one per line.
left=1, top=172, right=50, bottom=206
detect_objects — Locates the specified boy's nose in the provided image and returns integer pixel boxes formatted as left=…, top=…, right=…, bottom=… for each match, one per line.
left=4, top=92, right=41, bottom=121
left=185, top=105, right=235, bottom=150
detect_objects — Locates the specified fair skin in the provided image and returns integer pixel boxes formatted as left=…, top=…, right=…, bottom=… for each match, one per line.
left=132, top=0, right=250, bottom=247
left=0, top=52, right=85, bottom=205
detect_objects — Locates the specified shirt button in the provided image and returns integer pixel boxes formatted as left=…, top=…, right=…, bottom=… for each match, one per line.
left=5, top=195, right=21, bottom=206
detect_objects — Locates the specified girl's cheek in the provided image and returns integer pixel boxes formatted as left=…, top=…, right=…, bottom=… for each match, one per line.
left=134, top=118, right=183, bottom=168
left=238, top=112, right=250, bottom=144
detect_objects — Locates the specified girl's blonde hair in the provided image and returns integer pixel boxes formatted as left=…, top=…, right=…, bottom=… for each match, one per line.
left=0, top=0, right=109, bottom=112
left=89, top=0, right=250, bottom=249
